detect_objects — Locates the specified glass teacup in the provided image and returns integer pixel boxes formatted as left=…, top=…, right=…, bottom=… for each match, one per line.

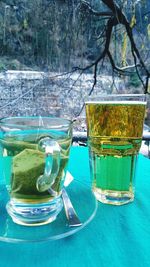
left=0, top=116, right=72, bottom=226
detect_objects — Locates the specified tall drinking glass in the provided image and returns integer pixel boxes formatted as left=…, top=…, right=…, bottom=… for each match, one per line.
left=85, top=94, right=146, bottom=205
left=0, top=116, right=72, bottom=225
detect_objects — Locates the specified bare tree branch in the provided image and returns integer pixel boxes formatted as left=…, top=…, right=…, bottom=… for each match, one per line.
left=78, top=0, right=150, bottom=94
left=107, top=50, right=140, bottom=74
left=80, top=1, right=112, bottom=17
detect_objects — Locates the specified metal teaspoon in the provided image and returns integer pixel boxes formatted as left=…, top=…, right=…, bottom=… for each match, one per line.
left=61, top=187, right=82, bottom=227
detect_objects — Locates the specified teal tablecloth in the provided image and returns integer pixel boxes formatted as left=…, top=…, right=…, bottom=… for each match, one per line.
left=0, top=146, right=150, bottom=267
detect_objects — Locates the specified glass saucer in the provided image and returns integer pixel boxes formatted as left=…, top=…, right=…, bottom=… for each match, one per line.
left=0, top=179, right=97, bottom=243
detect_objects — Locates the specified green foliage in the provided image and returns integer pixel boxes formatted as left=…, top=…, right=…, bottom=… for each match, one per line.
left=128, top=73, right=141, bottom=88
left=147, top=24, right=150, bottom=39
left=0, top=61, right=6, bottom=71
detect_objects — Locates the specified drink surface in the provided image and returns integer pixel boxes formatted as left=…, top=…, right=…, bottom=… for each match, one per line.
left=1, top=130, right=72, bottom=203
left=86, top=101, right=146, bottom=200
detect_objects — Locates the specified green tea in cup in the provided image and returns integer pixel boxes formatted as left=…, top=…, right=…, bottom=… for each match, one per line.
left=0, top=117, right=72, bottom=226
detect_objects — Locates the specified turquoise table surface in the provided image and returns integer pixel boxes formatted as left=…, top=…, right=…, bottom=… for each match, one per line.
left=0, top=146, right=150, bottom=267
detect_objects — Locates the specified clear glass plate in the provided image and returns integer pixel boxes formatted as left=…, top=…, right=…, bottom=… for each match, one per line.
left=0, top=179, right=97, bottom=243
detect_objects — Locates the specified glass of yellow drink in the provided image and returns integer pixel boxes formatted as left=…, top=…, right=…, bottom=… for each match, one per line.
left=85, top=94, right=146, bottom=205
left=0, top=117, right=72, bottom=225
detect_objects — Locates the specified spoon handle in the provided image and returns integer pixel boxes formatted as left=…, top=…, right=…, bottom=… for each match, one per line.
left=62, top=188, right=82, bottom=227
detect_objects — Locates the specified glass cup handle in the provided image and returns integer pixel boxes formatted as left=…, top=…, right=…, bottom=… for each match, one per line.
left=36, top=137, right=61, bottom=192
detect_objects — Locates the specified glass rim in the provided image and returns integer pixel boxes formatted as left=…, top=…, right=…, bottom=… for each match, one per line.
left=0, top=116, right=73, bottom=129
left=85, top=94, right=147, bottom=103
